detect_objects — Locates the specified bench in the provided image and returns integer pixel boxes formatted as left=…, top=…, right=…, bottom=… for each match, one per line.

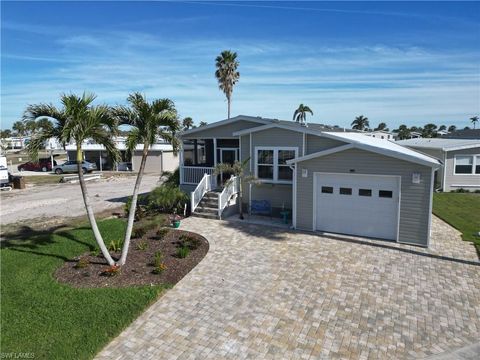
left=250, top=200, right=272, bottom=216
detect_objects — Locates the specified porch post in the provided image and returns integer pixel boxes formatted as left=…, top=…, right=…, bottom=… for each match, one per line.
left=179, top=142, right=184, bottom=184
left=193, top=140, right=198, bottom=165
left=213, top=138, right=217, bottom=166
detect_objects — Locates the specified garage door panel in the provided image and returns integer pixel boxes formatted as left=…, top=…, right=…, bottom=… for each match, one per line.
left=315, top=173, right=399, bottom=241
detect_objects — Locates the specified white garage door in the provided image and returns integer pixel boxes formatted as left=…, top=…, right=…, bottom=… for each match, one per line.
left=315, top=173, right=400, bottom=240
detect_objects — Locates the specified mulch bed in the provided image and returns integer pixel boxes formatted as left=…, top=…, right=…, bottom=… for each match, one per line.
left=55, top=228, right=209, bottom=288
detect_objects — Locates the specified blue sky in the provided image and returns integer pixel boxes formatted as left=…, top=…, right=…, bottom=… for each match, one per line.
left=1, top=1, right=479, bottom=130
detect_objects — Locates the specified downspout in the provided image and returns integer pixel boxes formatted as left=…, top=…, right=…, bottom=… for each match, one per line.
left=289, top=164, right=296, bottom=230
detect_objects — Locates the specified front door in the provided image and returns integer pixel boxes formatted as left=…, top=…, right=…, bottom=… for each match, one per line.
left=220, top=149, right=238, bottom=183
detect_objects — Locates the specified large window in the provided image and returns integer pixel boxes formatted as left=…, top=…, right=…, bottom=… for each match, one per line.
left=454, top=155, right=480, bottom=175
left=255, top=147, right=297, bottom=183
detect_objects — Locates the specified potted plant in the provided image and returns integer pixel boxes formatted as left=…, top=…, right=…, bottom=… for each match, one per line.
left=170, top=211, right=181, bottom=228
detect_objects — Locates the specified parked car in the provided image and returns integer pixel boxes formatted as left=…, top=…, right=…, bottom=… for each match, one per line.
left=18, top=158, right=57, bottom=172
left=53, top=160, right=97, bottom=174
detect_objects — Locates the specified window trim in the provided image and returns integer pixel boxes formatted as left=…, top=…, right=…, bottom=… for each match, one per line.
left=254, top=146, right=298, bottom=184
left=454, top=154, right=480, bottom=175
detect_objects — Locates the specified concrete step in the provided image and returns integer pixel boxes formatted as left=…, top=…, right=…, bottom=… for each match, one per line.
left=191, top=212, right=218, bottom=220
left=199, top=199, right=218, bottom=207
left=194, top=206, right=217, bottom=215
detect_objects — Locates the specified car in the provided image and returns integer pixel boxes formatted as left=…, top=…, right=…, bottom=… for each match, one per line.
left=53, top=160, right=97, bottom=174
left=18, top=158, right=57, bottom=172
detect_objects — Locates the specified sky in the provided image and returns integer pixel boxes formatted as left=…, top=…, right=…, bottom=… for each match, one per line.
left=1, top=1, right=479, bottom=130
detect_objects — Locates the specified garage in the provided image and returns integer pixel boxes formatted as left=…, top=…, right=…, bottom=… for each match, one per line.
left=314, top=173, right=400, bottom=241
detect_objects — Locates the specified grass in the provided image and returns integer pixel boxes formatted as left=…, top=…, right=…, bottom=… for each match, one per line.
left=23, top=175, right=63, bottom=185
left=433, top=193, right=480, bottom=249
left=0, top=218, right=168, bottom=360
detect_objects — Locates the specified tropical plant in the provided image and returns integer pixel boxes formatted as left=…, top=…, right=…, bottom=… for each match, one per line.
left=351, top=115, right=370, bottom=131
left=24, top=92, right=120, bottom=266
left=374, top=122, right=388, bottom=131
left=160, top=168, right=180, bottom=186
left=0, top=129, right=12, bottom=138
left=448, top=125, right=457, bottom=132
left=438, top=125, right=447, bottom=131
left=470, top=116, right=479, bottom=129
left=182, top=117, right=194, bottom=130
left=392, top=124, right=411, bottom=140
left=292, top=104, right=313, bottom=124
left=112, top=93, right=180, bottom=266
left=215, top=50, right=240, bottom=119
left=422, top=123, right=438, bottom=138
left=147, top=185, right=189, bottom=214
left=37, top=118, right=54, bottom=132
left=214, top=158, right=256, bottom=220
left=12, top=121, right=26, bottom=136
left=24, top=119, right=37, bottom=135
left=199, top=121, right=208, bottom=127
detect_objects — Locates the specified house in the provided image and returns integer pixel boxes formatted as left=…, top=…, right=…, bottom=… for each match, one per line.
left=179, top=115, right=442, bottom=247
left=65, top=137, right=178, bottom=172
left=364, top=130, right=397, bottom=141
left=397, top=138, right=480, bottom=192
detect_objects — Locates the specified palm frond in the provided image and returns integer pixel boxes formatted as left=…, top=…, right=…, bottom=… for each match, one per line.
left=125, top=128, right=141, bottom=158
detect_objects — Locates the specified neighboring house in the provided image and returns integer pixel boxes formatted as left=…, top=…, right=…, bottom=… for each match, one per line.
left=409, top=131, right=423, bottom=139
left=179, top=115, right=441, bottom=247
left=0, top=136, right=29, bottom=149
left=365, top=130, right=397, bottom=141
left=441, top=129, right=480, bottom=139
left=397, top=138, right=480, bottom=192
left=65, top=137, right=178, bottom=173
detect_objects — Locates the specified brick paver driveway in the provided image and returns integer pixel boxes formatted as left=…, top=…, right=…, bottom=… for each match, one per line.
left=97, top=217, right=480, bottom=360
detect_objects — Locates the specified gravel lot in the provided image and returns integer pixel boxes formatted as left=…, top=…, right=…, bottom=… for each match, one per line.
left=0, top=174, right=161, bottom=227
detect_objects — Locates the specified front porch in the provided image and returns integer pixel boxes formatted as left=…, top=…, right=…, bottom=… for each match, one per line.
left=179, top=137, right=240, bottom=186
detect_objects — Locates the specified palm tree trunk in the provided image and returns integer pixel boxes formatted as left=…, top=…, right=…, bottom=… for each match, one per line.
left=118, top=143, right=149, bottom=266
left=76, top=147, right=115, bottom=266
left=227, top=95, right=231, bottom=119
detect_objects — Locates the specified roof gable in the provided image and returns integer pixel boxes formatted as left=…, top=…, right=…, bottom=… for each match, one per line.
left=180, top=115, right=272, bottom=137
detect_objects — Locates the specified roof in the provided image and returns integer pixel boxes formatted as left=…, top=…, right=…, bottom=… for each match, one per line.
left=180, top=115, right=273, bottom=136
left=396, top=138, right=480, bottom=151
left=288, top=132, right=442, bottom=167
left=441, top=129, right=480, bottom=139
left=65, top=142, right=173, bottom=152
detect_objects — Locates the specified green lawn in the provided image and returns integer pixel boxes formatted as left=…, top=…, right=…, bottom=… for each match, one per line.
left=1, top=218, right=166, bottom=360
left=433, top=193, right=480, bottom=249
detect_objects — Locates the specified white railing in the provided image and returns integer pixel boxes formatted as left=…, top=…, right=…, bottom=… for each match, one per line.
left=218, top=176, right=239, bottom=219
left=191, top=173, right=211, bottom=213
left=181, top=166, right=215, bottom=186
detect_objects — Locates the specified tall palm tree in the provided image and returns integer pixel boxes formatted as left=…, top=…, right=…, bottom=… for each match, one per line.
left=351, top=115, right=370, bottom=131
left=112, top=93, right=180, bottom=266
left=470, top=116, right=479, bottom=129
left=293, top=104, right=313, bottom=124
left=448, top=125, right=456, bottom=132
left=374, top=122, right=388, bottom=131
left=24, top=93, right=120, bottom=265
left=182, top=117, right=194, bottom=130
left=215, top=50, right=240, bottom=119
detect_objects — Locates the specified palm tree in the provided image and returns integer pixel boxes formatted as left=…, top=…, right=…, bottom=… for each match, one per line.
left=112, top=93, right=180, bottom=266
left=422, top=123, right=438, bottom=138
left=182, top=117, right=194, bottom=130
left=374, top=122, right=388, bottom=131
left=448, top=125, right=456, bottom=132
left=393, top=124, right=411, bottom=140
left=293, top=104, right=313, bottom=124
left=24, top=92, right=120, bottom=265
left=215, top=50, right=240, bottom=119
left=199, top=121, right=208, bottom=127
left=470, top=116, right=479, bottom=129
left=351, top=115, right=370, bottom=131
left=214, top=158, right=255, bottom=220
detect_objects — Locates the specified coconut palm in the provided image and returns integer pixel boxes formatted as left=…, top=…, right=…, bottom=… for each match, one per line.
left=293, top=104, right=313, bottom=124
left=448, top=125, right=456, bottom=132
left=215, top=50, right=240, bottom=119
left=351, top=115, right=370, bottom=131
left=214, top=158, right=255, bottom=220
left=470, top=116, right=479, bottom=129
left=199, top=121, right=208, bottom=127
left=24, top=92, right=120, bottom=265
left=374, top=122, right=388, bottom=131
left=392, top=124, right=411, bottom=140
left=182, top=117, right=194, bottom=130
left=112, top=93, right=180, bottom=266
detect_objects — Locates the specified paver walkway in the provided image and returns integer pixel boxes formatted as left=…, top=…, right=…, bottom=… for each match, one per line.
left=97, top=217, right=480, bottom=360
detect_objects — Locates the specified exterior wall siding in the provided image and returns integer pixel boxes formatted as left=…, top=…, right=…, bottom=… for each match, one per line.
left=444, top=147, right=480, bottom=191
left=295, top=148, right=432, bottom=246
left=132, top=151, right=179, bottom=173
left=305, top=135, right=346, bottom=155
left=182, top=120, right=261, bottom=139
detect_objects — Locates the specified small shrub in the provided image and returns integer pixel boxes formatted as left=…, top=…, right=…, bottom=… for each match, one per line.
left=146, top=185, right=188, bottom=214
left=160, top=168, right=180, bottom=187
left=102, top=265, right=121, bottom=277
left=451, top=188, right=469, bottom=193
left=136, top=240, right=148, bottom=251
left=176, top=246, right=189, bottom=259
left=108, top=239, right=123, bottom=252
left=156, top=228, right=170, bottom=239
left=153, top=250, right=163, bottom=266
left=74, top=257, right=89, bottom=269
left=132, top=226, right=147, bottom=239
left=179, top=234, right=201, bottom=250
left=152, top=263, right=167, bottom=274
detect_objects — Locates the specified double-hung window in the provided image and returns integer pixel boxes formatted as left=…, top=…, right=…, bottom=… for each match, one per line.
left=454, top=155, right=480, bottom=175
left=255, top=147, right=297, bottom=183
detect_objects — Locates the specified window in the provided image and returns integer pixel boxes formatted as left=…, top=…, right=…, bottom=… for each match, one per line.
left=379, top=190, right=393, bottom=198
left=455, top=156, right=473, bottom=174
left=255, top=147, right=298, bottom=183
left=321, top=186, right=333, bottom=194
left=339, top=187, right=352, bottom=195
left=476, top=156, right=480, bottom=174
left=359, top=189, right=372, bottom=197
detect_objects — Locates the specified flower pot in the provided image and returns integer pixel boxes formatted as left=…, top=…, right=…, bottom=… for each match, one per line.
left=172, top=220, right=181, bottom=228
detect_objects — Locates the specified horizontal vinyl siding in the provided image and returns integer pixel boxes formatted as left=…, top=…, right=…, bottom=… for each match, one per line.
left=182, top=120, right=261, bottom=139
left=241, top=134, right=252, bottom=205
left=306, top=135, right=346, bottom=155
left=295, top=148, right=432, bottom=246
left=444, top=148, right=480, bottom=191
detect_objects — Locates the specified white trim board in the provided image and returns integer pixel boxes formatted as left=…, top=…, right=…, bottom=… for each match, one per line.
left=254, top=146, right=298, bottom=184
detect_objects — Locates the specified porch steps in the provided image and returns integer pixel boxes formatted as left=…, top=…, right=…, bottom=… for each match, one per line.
left=192, top=190, right=221, bottom=220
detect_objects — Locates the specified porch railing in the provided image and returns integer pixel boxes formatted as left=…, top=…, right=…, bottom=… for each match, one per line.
left=218, top=175, right=239, bottom=219
left=191, top=173, right=211, bottom=213
left=181, top=166, right=216, bottom=186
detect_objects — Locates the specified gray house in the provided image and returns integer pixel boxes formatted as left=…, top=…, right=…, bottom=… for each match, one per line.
left=180, top=116, right=441, bottom=247
left=397, top=138, right=480, bottom=192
